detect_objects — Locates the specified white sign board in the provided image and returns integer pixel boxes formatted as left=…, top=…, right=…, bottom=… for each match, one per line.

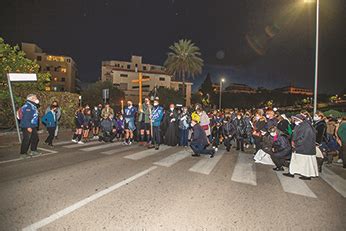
left=8, top=73, right=37, bottom=82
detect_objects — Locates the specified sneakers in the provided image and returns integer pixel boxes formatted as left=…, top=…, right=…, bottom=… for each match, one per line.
left=30, top=150, right=41, bottom=156
left=72, top=139, right=78, bottom=143
left=78, top=141, right=85, bottom=144
left=336, top=159, right=343, bottom=164
left=123, top=141, right=129, bottom=145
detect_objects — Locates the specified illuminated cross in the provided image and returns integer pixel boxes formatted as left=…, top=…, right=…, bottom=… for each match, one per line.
left=131, top=69, right=150, bottom=111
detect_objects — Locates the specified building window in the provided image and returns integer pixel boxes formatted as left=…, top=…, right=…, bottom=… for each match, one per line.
left=143, top=66, right=147, bottom=71
left=120, top=74, right=128, bottom=78
left=66, top=58, right=71, bottom=63
left=127, top=64, right=131, bottom=69
left=61, top=77, right=65, bottom=82
left=53, top=77, right=58, bottom=81
left=159, top=77, right=165, bottom=81
left=36, top=56, right=42, bottom=61
left=132, top=85, right=150, bottom=89
left=143, top=75, right=150, bottom=79
left=47, top=55, right=65, bottom=62
left=46, top=66, right=50, bottom=71
left=61, top=67, right=67, bottom=73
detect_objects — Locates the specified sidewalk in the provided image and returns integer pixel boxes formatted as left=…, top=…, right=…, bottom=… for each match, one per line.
left=0, top=129, right=73, bottom=163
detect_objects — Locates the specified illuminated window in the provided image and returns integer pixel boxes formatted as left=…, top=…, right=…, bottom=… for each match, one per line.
left=46, top=55, right=65, bottom=62
left=53, top=77, right=58, bottom=81
left=61, top=68, right=67, bottom=73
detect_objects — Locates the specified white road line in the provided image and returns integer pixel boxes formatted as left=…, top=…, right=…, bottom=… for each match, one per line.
left=153, top=150, right=190, bottom=167
left=189, top=150, right=225, bottom=175
left=101, top=146, right=136, bottom=155
left=320, top=166, right=346, bottom=198
left=37, top=147, right=58, bottom=154
left=275, top=172, right=317, bottom=198
left=53, top=140, right=73, bottom=146
left=124, top=145, right=171, bottom=160
left=79, top=142, right=122, bottom=152
left=22, top=166, right=158, bottom=231
left=0, top=148, right=57, bottom=164
left=62, top=141, right=99, bottom=149
left=231, top=152, right=257, bottom=186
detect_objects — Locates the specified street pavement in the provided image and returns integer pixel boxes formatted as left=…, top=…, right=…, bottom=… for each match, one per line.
left=0, top=135, right=345, bottom=230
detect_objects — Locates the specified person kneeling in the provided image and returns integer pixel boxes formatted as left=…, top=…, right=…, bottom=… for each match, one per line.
left=190, top=118, right=215, bottom=158
left=99, top=114, right=116, bottom=143
left=268, top=127, right=292, bottom=171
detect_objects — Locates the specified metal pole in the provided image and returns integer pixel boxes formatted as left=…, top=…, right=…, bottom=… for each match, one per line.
left=313, top=0, right=320, bottom=116
left=7, top=74, right=21, bottom=143
left=219, top=80, right=222, bottom=110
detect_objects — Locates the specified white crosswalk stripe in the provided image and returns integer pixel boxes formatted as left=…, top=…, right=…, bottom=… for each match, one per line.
left=63, top=141, right=99, bottom=149
left=189, top=150, right=225, bottom=175
left=231, top=152, right=257, bottom=186
left=153, top=150, right=190, bottom=167
left=101, top=146, right=136, bottom=155
left=124, top=145, right=171, bottom=160
left=320, top=166, right=346, bottom=198
left=53, top=140, right=74, bottom=146
left=79, top=142, right=122, bottom=152
left=275, top=171, right=317, bottom=198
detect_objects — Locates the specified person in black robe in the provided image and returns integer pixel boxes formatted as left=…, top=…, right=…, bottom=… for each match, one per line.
left=164, top=103, right=179, bottom=146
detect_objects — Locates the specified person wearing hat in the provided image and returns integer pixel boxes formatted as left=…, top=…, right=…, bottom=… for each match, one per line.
left=283, top=114, right=318, bottom=180
left=20, top=94, right=41, bottom=157
left=190, top=117, right=215, bottom=158
left=148, top=98, right=164, bottom=150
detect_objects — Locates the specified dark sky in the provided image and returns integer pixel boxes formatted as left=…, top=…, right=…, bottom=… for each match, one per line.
left=1, top=0, right=345, bottom=94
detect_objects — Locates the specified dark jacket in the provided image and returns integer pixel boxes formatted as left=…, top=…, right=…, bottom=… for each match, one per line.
left=292, top=121, right=316, bottom=155
left=272, top=134, right=291, bottom=158
left=20, top=100, right=39, bottom=128
left=314, top=120, right=327, bottom=144
left=191, top=123, right=209, bottom=147
left=233, top=118, right=246, bottom=139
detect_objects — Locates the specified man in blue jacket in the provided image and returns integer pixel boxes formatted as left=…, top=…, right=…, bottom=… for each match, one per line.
left=20, top=94, right=40, bottom=156
left=123, top=100, right=137, bottom=145
left=148, top=98, right=164, bottom=150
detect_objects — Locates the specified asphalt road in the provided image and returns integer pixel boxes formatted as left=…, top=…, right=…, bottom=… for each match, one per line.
left=0, top=137, right=345, bottom=230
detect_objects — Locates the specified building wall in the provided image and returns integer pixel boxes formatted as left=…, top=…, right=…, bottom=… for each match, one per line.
left=21, top=43, right=79, bottom=93
left=102, top=56, right=192, bottom=106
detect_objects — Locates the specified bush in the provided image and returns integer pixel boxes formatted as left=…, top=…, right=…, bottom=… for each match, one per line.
left=0, top=90, right=79, bottom=129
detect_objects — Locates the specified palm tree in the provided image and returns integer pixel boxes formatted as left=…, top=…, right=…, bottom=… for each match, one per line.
left=164, top=39, right=203, bottom=106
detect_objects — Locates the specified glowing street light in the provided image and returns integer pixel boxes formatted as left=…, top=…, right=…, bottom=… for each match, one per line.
left=219, top=78, right=225, bottom=110
left=305, top=0, right=319, bottom=116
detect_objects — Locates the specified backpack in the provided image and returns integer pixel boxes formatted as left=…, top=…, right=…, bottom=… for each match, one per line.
left=17, top=107, right=23, bottom=120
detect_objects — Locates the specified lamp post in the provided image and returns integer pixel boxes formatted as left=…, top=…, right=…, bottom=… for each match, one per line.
left=219, top=78, right=225, bottom=110
left=305, top=0, right=320, bottom=115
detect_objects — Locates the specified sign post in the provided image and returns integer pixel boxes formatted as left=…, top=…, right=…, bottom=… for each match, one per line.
left=7, top=73, right=38, bottom=143
left=102, top=88, right=109, bottom=104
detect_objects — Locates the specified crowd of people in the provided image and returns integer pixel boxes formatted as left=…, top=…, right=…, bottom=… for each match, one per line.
left=18, top=94, right=346, bottom=181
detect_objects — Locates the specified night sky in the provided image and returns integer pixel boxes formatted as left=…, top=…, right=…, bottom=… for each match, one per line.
left=1, top=0, right=345, bottom=94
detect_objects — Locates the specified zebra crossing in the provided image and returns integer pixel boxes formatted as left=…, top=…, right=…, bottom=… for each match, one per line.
left=53, top=140, right=346, bottom=199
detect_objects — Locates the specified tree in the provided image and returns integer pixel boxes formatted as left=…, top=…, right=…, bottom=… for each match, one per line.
left=81, top=81, right=124, bottom=108
left=156, top=87, right=184, bottom=108
left=200, top=73, right=213, bottom=95
left=164, top=39, right=203, bottom=106
left=0, top=37, right=51, bottom=128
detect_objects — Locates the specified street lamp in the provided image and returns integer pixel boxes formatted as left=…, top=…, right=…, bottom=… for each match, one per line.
left=305, top=0, right=320, bottom=115
left=219, top=78, right=225, bottom=110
